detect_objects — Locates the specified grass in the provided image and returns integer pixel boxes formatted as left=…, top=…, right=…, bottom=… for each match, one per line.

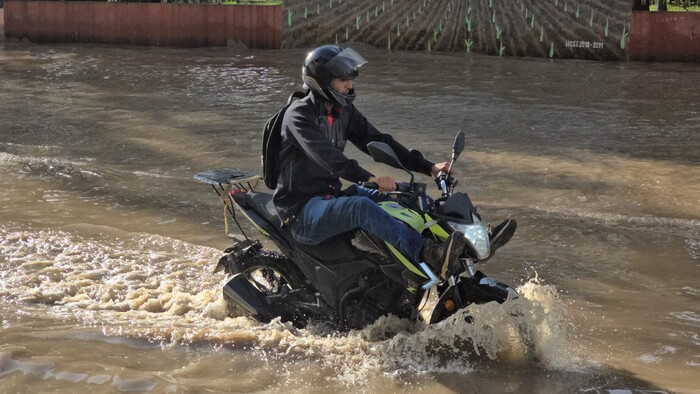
left=222, top=0, right=283, bottom=5
left=669, top=5, right=700, bottom=10
left=648, top=5, right=700, bottom=11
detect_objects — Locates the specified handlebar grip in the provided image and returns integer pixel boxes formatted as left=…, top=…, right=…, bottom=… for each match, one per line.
left=362, top=182, right=400, bottom=191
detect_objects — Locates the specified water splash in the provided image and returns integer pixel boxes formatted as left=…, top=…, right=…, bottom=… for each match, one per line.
left=0, top=224, right=577, bottom=387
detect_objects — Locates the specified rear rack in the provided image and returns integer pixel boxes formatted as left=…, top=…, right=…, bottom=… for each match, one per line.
left=194, top=168, right=262, bottom=240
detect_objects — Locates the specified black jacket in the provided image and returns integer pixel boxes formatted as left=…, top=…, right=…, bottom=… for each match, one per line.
left=272, top=91, right=434, bottom=225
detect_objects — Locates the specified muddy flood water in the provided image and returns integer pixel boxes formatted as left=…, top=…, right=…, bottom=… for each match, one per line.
left=0, top=41, right=699, bottom=393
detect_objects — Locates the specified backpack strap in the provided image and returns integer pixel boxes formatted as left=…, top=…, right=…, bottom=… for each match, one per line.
left=287, top=89, right=310, bottom=105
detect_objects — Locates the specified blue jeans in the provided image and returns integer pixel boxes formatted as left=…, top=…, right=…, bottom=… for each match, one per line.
left=290, top=187, right=426, bottom=262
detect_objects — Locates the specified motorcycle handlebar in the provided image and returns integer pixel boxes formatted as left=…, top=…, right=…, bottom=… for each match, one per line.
left=362, top=181, right=427, bottom=196
left=363, top=174, right=456, bottom=195
left=362, top=181, right=403, bottom=191
left=434, top=172, right=457, bottom=192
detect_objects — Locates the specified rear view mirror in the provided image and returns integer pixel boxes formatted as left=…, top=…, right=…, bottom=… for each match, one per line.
left=367, top=142, right=406, bottom=170
left=452, top=131, right=465, bottom=160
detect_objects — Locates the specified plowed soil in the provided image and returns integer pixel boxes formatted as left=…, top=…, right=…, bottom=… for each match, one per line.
left=283, top=0, right=632, bottom=60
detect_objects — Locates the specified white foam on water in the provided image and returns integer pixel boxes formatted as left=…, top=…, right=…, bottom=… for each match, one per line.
left=638, top=346, right=679, bottom=365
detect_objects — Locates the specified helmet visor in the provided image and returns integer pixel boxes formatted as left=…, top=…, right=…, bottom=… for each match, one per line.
left=325, top=48, right=367, bottom=80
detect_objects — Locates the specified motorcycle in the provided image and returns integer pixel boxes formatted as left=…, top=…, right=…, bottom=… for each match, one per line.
left=194, top=131, right=518, bottom=330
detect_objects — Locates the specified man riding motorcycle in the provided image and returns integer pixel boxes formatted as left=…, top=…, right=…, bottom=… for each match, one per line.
left=272, top=44, right=515, bottom=280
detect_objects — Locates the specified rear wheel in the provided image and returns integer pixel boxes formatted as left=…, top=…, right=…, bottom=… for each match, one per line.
left=224, top=250, right=323, bottom=325
left=228, top=250, right=306, bottom=295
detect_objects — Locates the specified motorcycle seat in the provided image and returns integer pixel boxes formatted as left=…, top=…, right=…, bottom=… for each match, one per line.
left=241, top=192, right=385, bottom=264
left=242, top=191, right=281, bottom=228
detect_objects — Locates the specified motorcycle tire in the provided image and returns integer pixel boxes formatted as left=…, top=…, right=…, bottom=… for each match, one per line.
left=227, top=250, right=306, bottom=295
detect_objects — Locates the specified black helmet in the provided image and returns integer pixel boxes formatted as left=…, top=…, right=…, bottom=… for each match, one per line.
left=302, top=45, right=367, bottom=107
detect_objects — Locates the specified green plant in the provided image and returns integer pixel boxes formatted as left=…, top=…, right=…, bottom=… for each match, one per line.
left=668, top=5, right=700, bottom=10
left=465, top=38, right=474, bottom=53
left=605, top=17, right=609, bottom=37
left=620, top=24, right=629, bottom=49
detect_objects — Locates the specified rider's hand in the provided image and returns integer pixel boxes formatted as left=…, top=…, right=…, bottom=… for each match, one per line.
left=367, top=176, right=396, bottom=193
left=431, top=162, right=452, bottom=177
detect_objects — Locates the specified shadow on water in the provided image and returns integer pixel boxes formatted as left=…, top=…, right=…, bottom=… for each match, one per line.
left=433, top=365, right=670, bottom=394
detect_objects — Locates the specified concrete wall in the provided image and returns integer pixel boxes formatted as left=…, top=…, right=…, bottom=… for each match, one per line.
left=3, top=0, right=282, bottom=49
left=629, top=11, right=700, bottom=62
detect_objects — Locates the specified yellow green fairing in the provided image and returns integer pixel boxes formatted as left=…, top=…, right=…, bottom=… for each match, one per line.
left=378, top=202, right=438, bottom=283
left=424, top=213, right=450, bottom=240
left=385, top=242, right=427, bottom=279
left=378, top=201, right=425, bottom=232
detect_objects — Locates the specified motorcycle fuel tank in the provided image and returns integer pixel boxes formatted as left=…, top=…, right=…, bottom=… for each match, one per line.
left=378, top=201, right=426, bottom=232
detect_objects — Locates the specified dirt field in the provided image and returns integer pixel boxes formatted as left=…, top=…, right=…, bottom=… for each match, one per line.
left=282, top=0, right=632, bottom=60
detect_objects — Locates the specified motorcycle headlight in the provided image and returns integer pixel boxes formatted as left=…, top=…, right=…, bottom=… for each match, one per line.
left=447, top=220, right=490, bottom=260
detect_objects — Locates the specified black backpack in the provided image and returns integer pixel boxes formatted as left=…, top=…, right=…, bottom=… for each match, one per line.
left=261, top=90, right=309, bottom=189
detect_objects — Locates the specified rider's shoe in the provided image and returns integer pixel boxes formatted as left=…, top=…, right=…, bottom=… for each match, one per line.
left=421, top=232, right=467, bottom=280
left=487, top=218, right=517, bottom=259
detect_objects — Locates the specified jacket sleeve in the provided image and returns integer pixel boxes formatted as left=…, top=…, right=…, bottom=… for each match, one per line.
left=346, top=106, right=435, bottom=176
left=285, top=103, right=374, bottom=183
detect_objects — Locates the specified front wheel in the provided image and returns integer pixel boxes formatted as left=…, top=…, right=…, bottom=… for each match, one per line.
left=429, top=271, right=518, bottom=324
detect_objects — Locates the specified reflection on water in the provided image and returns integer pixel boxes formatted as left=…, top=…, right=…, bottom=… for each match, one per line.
left=1, top=43, right=699, bottom=393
